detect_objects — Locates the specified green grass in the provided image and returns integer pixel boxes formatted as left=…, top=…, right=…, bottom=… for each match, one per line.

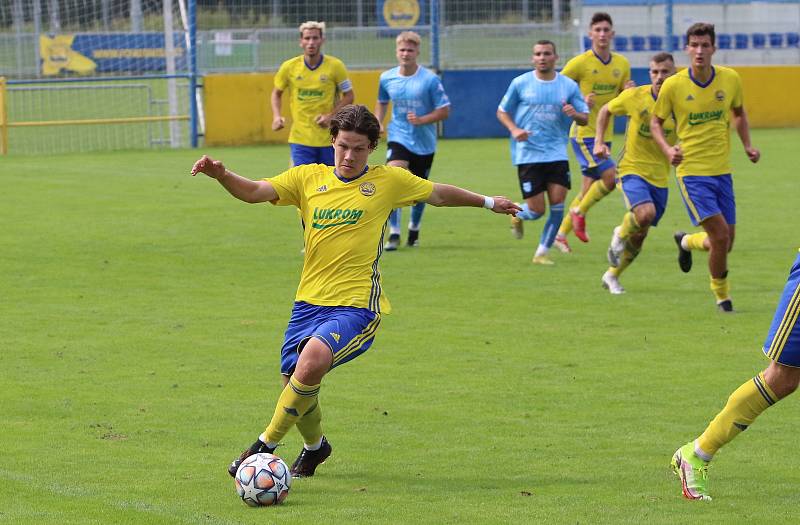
left=1, top=130, right=799, bottom=523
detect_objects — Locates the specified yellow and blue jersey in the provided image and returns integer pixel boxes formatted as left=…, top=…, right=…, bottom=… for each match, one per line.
left=653, top=66, right=743, bottom=177
left=561, top=50, right=631, bottom=140
left=274, top=54, right=352, bottom=147
left=608, top=84, right=675, bottom=188
left=267, top=164, right=434, bottom=313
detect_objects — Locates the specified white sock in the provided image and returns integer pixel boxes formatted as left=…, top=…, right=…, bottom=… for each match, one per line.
left=535, top=245, right=548, bottom=257
left=693, top=440, right=713, bottom=462
left=304, top=437, right=323, bottom=451
left=681, top=237, right=690, bottom=250
left=258, top=433, right=279, bottom=450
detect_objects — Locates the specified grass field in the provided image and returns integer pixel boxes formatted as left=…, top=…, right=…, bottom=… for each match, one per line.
left=2, top=130, right=799, bottom=523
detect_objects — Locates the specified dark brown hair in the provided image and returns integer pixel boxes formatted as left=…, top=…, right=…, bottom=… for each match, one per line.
left=534, top=39, right=557, bottom=54
left=329, top=105, right=381, bottom=150
left=651, top=52, right=675, bottom=64
left=686, top=22, right=716, bottom=46
left=590, top=12, right=613, bottom=27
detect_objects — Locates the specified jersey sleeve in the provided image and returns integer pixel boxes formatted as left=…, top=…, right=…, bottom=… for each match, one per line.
left=391, top=168, right=435, bottom=208
left=429, top=75, right=451, bottom=109
left=333, top=59, right=353, bottom=93
left=273, top=60, right=290, bottom=91
left=265, top=167, right=303, bottom=207
left=568, top=80, right=589, bottom=113
left=607, top=88, right=634, bottom=116
left=653, top=79, right=674, bottom=121
left=377, top=74, right=390, bottom=104
left=560, top=55, right=581, bottom=82
left=498, top=78, right=519, bottom=114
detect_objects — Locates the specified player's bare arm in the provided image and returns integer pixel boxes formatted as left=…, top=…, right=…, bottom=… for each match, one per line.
left=426, top=183, right=521, bottom=215
left=593, top=104, right=613, bottom=159
left=732, top=106, right=760, bottom=163
left=271, top=88, right=286, bottom=131
left=651, top=115, right=683, bottom=166
left=316, top=90, right=355, bottom=128
left=407, top=106, right=450, bottom=126
left=496, top=108, right=529, bottom=142
left=374, top=101, right=389, bottom=135
left=563, top=103, right=588, bottom=126
left=191, top=155, right=278, bottom=203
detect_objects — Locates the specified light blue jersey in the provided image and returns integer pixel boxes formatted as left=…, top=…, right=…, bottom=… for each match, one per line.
left=378, top=65, right=450, bottom=155
left=498, top=71, right=587, bottom=165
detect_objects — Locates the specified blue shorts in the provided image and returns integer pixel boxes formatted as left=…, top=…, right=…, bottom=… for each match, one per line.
left=763, top=252, right=800, bottom=367
left=570, top=138, right=616, bottom=178
left=619, top=174, right=668, bottom=227
left=289, top=144, right=335, bottom=166
left=280, top=302, right=381, bottom=375
left=677, top=174, right=736, bottom=226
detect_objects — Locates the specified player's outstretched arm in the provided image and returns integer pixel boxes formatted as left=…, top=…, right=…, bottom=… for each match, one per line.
left=191, top=155, right=278, bottom=204
left=426, top=183, right=520, bottom=215
left=732, top=106, right=760, bottom=163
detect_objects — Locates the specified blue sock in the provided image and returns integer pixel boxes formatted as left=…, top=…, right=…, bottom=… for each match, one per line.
left=409, top=202, right=426, bottom=230
left=541, top=203, right=564, bottom=248
left=517, top=202, right=543, bottom=221
left=389, top=208, right=401, bottom=234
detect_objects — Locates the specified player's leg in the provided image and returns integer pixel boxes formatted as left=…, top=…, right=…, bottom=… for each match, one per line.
left=384, top=142, right=411, bottom=251
left=702, top=214, right=733, bottom=311
left=532, top=161, right=569, bottom=264
left=555, top=139, right=592, bottom=250
left=572, top=160, right=617, bottom=242
left=510, top=164, right=545, bottom=240
left=673, top=253, right=800, bottom=500
left=406, top=152, right=435, bottom=247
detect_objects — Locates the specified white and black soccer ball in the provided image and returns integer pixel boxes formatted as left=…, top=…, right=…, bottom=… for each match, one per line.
left=234, top=452, right=292, bottom=507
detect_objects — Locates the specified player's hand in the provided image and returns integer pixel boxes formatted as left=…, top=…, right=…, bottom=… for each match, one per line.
left=191, top=155, right=226, bottom=179
left=624, top=80, right=636, bottom=90
left=585, top=92, right=595, bottom=109
left=272, top=116, right=285, bottom=131
left=562, top=103, right=577, bottom=118
left=745, top=146, right=760, bottom=163
left=315, top=113, right=331, bottom=128
left=511, top=128, right=529, bottom=142
left=667, top=145, right=683, bottom=166
left=594, top=142, right=611, bottom=159
left=490, top=197, right=522, bottom=216
left=407, top=111, right=421, bottom=125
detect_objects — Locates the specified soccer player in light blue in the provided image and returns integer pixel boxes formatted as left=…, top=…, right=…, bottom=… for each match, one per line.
left=497, top=40, right=589, bottom=265
left=375, top=31, right=451, bottom=250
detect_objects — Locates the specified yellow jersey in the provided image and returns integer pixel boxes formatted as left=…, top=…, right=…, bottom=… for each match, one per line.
left=267, top=164, right=434, bottom=314
left=561, top=50, right=631, bottom=139
left=274, top=54, right=352, bottom=147
left=608, top=85, right=675, bottom=188
left=653, top=65, right=743, bottom=177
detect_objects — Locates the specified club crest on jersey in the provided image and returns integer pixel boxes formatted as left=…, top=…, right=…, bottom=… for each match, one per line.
left=686, top=94, right=695, bottom=101
left=715, top=90, right=725, bottom=102
left=320, top=74, right=329, bottom=82
left=359, top=182, right=376, bottom=196
left=612, top=69, right=621, bottom=78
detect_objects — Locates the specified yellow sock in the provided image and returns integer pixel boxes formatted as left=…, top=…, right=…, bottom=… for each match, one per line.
left=710, top=276, right=730, bottom=302
left=684, top=232, right=709, bottom=251
left=696, top=372, right=777, bottom=457
left=295, top=400, right=323, bottom=447
left=618, top=212, right=640, bottom=240
left=577, top=180, right=612, bottom=215
left=609, top=241, right=640, bottom=277
left=558, top=195, right=581, bottom=235
left=262, top=376, right=320, bottom=444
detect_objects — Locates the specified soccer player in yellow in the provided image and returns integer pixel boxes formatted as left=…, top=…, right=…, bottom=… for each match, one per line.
left=553, top=12, right=632, bottom=252
left=272, top=21, right=354, bottom=166
left=671, top=250, right=800, bottom=501
left=191, top=105, right=520, bottom=479
left=594, top=53, right=677, bottom=294
left=652, top=22, right=760, bottom=312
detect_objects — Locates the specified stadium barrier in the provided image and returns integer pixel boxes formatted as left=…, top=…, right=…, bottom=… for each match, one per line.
left=202, top=65, right=800, bottom=147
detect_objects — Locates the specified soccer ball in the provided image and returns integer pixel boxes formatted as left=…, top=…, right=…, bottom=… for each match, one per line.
left=234, top=453, right=292, bottom=507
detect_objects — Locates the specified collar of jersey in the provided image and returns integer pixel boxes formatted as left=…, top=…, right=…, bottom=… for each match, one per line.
left=333, top=165, right=369, bottom=183
left=304, top=54, right=325, bottom=71
left=689, top=65, right=716, bottom=88
left=591, top=49, right=612, bottom=65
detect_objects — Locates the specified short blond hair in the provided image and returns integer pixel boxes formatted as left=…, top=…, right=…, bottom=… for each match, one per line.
left=299, top=21, right=325, bottom=37
left=396, top=31, right=421, bottom=47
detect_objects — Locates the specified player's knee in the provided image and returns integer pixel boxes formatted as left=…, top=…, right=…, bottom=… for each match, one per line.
left=294, top=340, right=333, bottom=384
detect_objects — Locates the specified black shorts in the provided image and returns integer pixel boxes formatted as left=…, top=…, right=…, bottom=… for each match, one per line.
left=516, top=161, right=571, bottom=198
left=387, top=141, right=435, bottom=179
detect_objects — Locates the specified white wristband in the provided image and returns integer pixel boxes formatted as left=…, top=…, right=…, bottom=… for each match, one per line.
left=483, top=196, right=495, bottom=209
